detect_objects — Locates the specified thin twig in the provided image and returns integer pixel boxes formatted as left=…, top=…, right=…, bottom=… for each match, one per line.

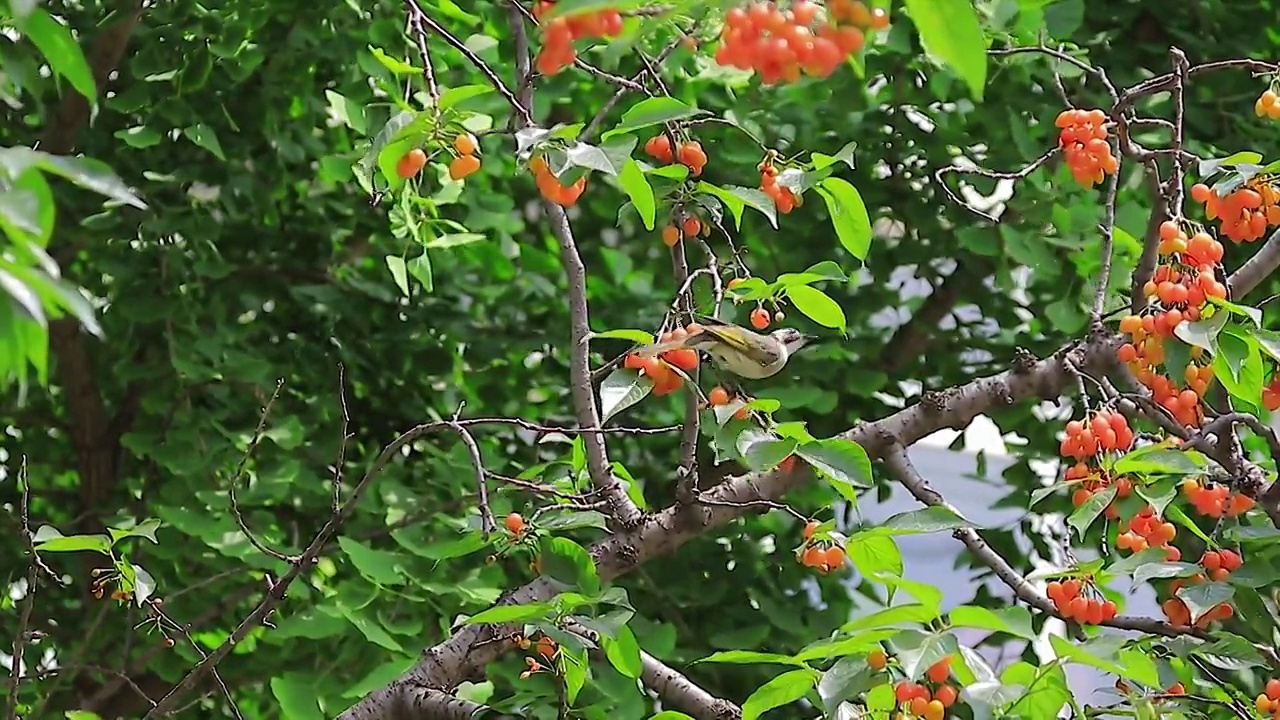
left=450, top=402, right=496, bottom=537
left=932, top=146, right=1058, bottom=223
left=332, top=364, right=353, bottom=513
left=227, top=379, right=293, bottom=563
left=7, top=459, right=37, bottom=720
left=405, top=0, right=531, bottom=124
left=405, top=0, right=441, bottom=109
left=141, top=412, right=517, bottom=717
left=1091, top=140, right=1121, bottom=323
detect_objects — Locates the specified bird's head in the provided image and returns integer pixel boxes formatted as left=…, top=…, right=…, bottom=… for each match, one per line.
left=770, top=327, right=819, bottom=356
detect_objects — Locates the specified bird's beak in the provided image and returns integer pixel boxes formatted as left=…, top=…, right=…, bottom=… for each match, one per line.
left=795, top=334, right=822, bottom=352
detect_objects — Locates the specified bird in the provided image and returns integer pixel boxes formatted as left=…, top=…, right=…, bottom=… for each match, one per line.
left=631, top=315, right=818, bottom=380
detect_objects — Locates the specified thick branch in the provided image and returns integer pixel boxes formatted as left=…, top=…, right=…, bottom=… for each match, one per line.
left=640, top=654, right=740, bottom=720
left=339, top=334, right=1123, bottom=719
left=881, top=442, right=1061, bottom=617
left=1226, top=225, right=1280, bottom=298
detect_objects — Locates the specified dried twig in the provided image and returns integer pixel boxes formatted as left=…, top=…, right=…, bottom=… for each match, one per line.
left=7, top=459, right=37, bottom=720
left=227, top=380, right=293, bottom=563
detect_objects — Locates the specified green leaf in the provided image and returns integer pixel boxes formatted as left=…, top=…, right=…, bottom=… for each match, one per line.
left=31, top=152, right=146, bottom=209
left=1212, top=326, right=1265, bottom=411
left=1173, top=311, right=1227, bottom=350
left=20, top=9, right=97, bottom=103
left=1048, top=634, right=1159, bottom=687
left=182, top=124, right=227, bottom=160
left=816, top=177, right=873, bottom=261
left=736, top=427, right=798, bottom=471
left=780, top=261, right=848, bottom=285
left=796, top=438, right=872, bottom=490
left=538, top=510, right=610, bottom=532
left=1106, top=547, right=1172, bottom=576
left=618, top=159, right=656, bottom=230
left=324, top=90, right=368, bottom=134
left=563, top=646, right=588, bottom=704
left=648, top=714, right=696, bottom=720
left=463, top=602, right=554, bottom=625
left=1111, top=445, right=1206, bottom=476
left=589, top=328, right=655, bottom=344
left=342, top=656, right=419, bottom=699
left=697, top=650, right=806, bottom=667
left=893, top=630, right=959, bottom=681
left=786, top=284, right=847, bottom=331
left=31, top=526, right=112, bottom=554
left=816, top=655, right=874, bottom=715
left=406, top=255, right=432, bottom=293
left=337, top=536, right=405, bottom=586
left=271, top=673, right=324, bottom=720
left=1199, top=151, right=1264, bottom=176
left=541, top=536, right=601, bottom=595
left=1206, top=296, right=1263, bottom=326
left=903, top=0, right=987, bottom=99
left=1176, top=581, right=1235, bottom=623
left=810, top=141, right=858, bottom=172
left=598, top=368, right=653, bottom=422
left=114, top=126, right=163, bottom=149
left=1254, top=327, right=1280, bottom=362
left=603, top=97, right=707, bottom=139
left=107, top=519, right=161, bottom=545
left=543, top=0, right=652, bottom=17
left=796, top=631, right=898, bottom=664
left=841, top=604, right=939, bottom=633
left=948, top=605, right=1035, bottom=640
left=1067, top=485, right=1117, bottom=538
left=0, top=189, right=44, bottom=243
left=742, top=669, right=817, bottom=720
left=1165, top=504, right=1212, bottom=544
left=565, top=137, right=636, bottom=176
left=602, top=624, right=643, bottom=678
left=847, top=534, right=904, bottom=579
left=422, top=233, right=486, bottom=249
left=695, top=182, right=778, bottom=229
left=1131, top=561, right=1201, bottom=587
left=877, top=506, right=975, bottom=535
left=391, top=528, right=487, bottom=560
left=438, top=84, right=495, bottom=110
left=368, top=46, right=420, bottom=74
left=384, top=256, right=410, bottom=297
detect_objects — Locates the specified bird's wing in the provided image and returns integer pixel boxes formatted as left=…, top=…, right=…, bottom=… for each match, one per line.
left=693, top=323, right=782, bottom=363
left=693, top=314, right=732, bottom=326
left=631, top=338, right=691, bottom=357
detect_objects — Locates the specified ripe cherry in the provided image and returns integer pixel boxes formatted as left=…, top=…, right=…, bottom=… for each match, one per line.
left=449, top=154, right=481, bottom=180
left=505, top=512, right=527, bottom=535
left=396, top=148, right=428, bottom=179
left=453, top=132, right=479, bottom=155
left=802, top=519, right=819, bottom=539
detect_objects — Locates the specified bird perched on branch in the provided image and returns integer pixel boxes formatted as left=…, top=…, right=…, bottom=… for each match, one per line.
left=631, top=315, right=818, bottom=380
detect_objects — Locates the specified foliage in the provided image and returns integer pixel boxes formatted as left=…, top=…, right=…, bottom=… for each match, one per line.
left=8, top=1, right=1280, bottom=720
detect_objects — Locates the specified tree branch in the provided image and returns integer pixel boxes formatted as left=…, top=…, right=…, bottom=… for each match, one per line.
left=495, top=2, right=642, bottom=527
left=640, top=653, right=741, bottom=720
left=339, top=334, right=1124, bottom=718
